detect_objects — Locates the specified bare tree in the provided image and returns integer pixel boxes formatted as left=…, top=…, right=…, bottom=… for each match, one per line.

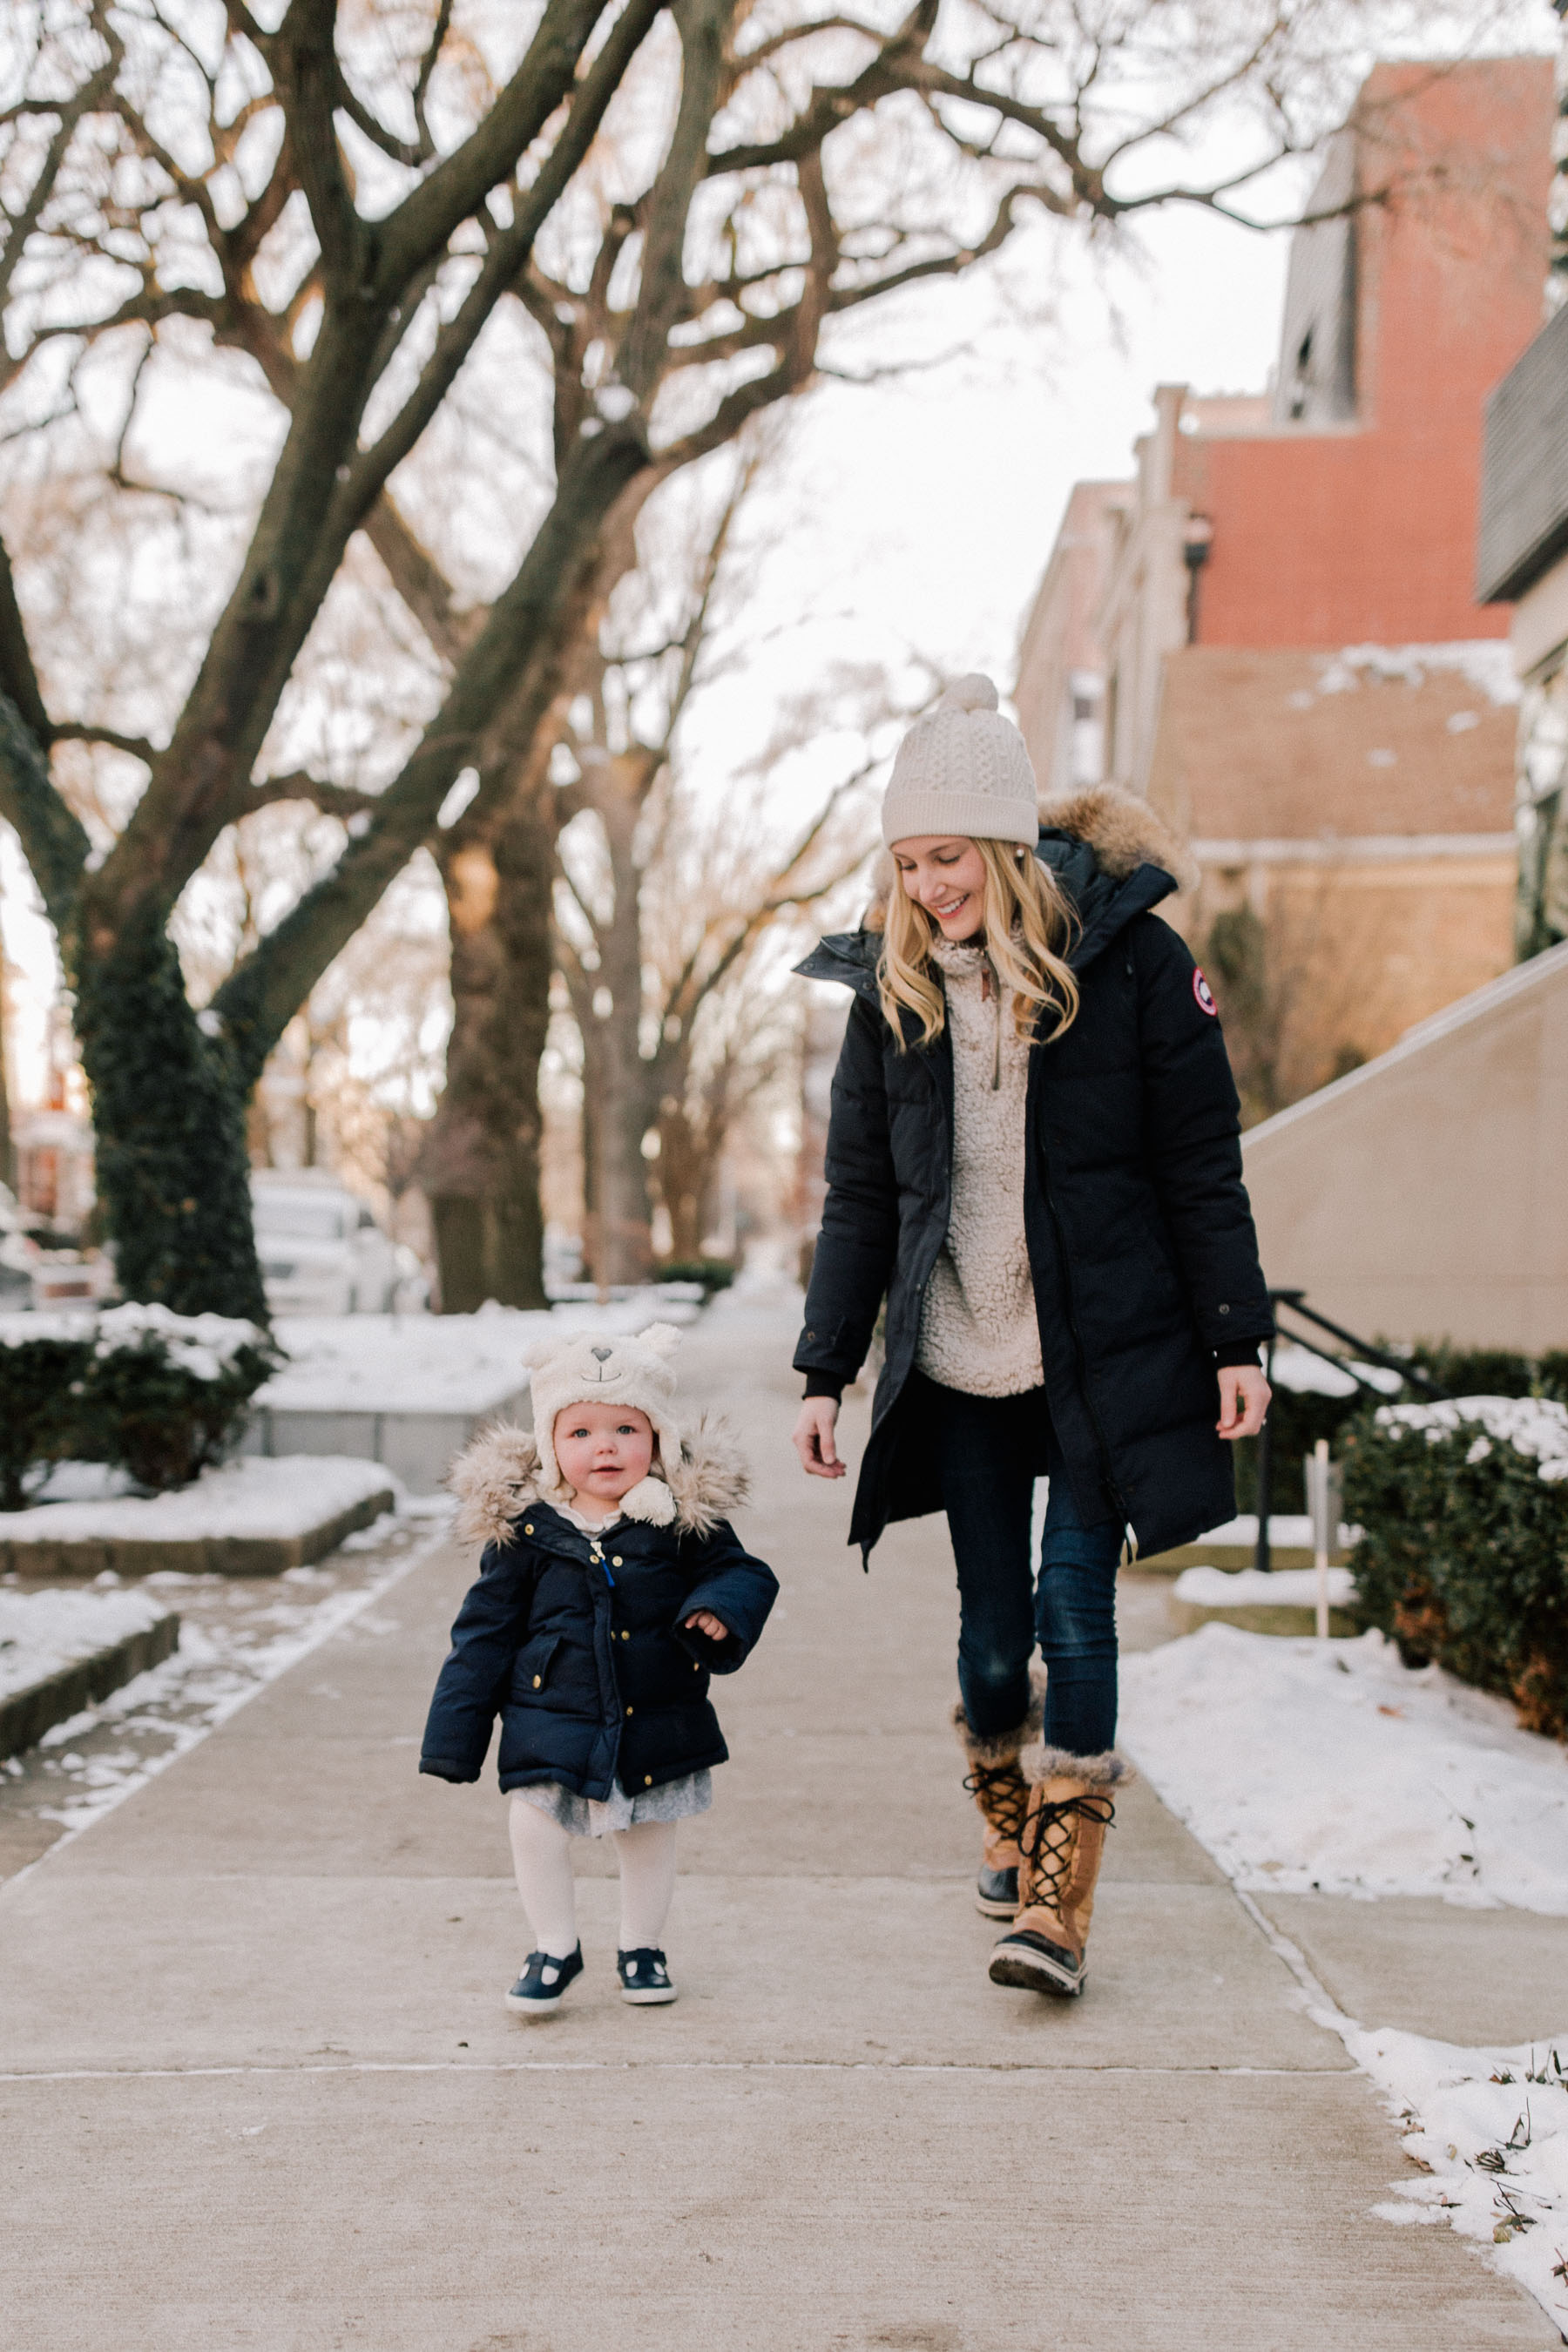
left=0, top=0, right=1435, bottom=1313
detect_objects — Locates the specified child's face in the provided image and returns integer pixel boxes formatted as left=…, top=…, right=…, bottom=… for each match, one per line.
left=553, top=1403, right=655, bottom=1503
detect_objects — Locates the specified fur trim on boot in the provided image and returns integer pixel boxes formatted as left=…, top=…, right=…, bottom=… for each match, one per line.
left=449, top=1413, right=748, bottom=1549
left=950, top=1666, right=1046, bottom=1767
left=1018, top=1742, right=1134, bottom=1793
left=953, top=1673, right=1046, bottom=1917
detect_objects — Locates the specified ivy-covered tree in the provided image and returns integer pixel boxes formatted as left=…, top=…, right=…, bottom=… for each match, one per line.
left=0, top=0, right=1415, bottom=1314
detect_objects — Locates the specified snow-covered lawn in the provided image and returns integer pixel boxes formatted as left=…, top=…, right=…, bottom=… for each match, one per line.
left=0, top=1455, right=393, bottom=1544
left=1, top=1500, right=451, bottom=1846
left=1120, top=1624, right=1568, bottom=1911
left=1123, top=1620, right=1568, bottom=2327
left=257, top=1291, right=702, bottom=1416
left=0, top=1588, right=172, bottom=1702
left=1352, top=2025, right=1568, bottom=2332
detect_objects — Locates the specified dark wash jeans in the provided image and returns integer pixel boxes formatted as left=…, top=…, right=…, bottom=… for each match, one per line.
left=921, top=1374, right=1124, bottom=1757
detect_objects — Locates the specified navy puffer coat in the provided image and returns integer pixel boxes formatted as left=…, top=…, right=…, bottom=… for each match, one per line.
left=420, top=1421, right=777, bottom=1798
left=793, top=787, right=1274, bottom=1565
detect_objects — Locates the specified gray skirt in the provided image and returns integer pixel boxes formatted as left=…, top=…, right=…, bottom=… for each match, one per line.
left=512, top=1769, right=713, bottom=1838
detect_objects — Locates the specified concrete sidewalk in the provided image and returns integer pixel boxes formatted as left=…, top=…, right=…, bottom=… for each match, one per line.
left=2, top=1296, right=1559, bottom=2349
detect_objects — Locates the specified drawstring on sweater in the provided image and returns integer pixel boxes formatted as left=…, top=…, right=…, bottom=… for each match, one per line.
left=979, top=958, right=1003, bottom=1089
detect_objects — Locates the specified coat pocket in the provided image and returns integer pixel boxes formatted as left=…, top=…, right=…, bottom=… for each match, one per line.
left=513, top=1632, right=564, bottom=1700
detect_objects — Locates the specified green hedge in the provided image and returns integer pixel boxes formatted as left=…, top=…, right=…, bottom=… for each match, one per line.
left=1341, top=1395, right=1568, bottom=1741
left=0, top=1304, right=281, bottom=1510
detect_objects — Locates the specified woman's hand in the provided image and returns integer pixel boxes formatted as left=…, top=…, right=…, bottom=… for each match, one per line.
left=683, top=1610, right=729, bottom=1641
left=793, top=1396, right=846, bottom=1479
left=1217, top=1363, right=1271, bottom=1440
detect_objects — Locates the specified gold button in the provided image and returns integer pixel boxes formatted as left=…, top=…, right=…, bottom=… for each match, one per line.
left=621, top=1630, right=629, bottom=1642
left=612, top=1557, right=623, bottom=1567
left=524, top=1523, right=533, bottom=1535
left=531, top=1675, right=541, bottom=1688
left=693, top=1660, right=700, bottom=1672
left=625, top=1706, right=633, bottom=1717
left=644, top=1775, right=652, bottom=1787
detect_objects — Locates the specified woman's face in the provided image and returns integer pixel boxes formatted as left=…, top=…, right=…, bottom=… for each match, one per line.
left=891, top=836, right=987, bottom=941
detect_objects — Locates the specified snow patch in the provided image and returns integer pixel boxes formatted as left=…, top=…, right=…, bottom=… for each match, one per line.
left=0, top=1456, right=394, bottom=1544
left=1375, top=1395, right=1568, bottom=1484
left=1173, top=1565, right=1355, bottom=1608
left=1349, top=2024, right=1568, bottom=2331
left=256, top=1293, right=700, bottom=1416
left=1270, top=1342, right=1402, bottom=1399
left=0, top=1588, right=172, bottom=1701
left=1120, top=1624, right=1568, bottom=1912
left=1312, top=642, right=1520, bottom=706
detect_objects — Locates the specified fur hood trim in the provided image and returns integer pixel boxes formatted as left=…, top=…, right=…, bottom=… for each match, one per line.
left=862, top=784, right=1193, bottom=929
left=950, top=1666, right=1047, bottom=1764
left=1037, top=785, right=1198, bottom=891
left=1018, top=1742, right=1135, bottom=1791
left=449, top=1412, right=749, bottom=1550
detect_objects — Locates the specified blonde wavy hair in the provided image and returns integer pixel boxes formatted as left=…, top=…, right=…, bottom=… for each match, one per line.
left=875, top=837, right=1080, bottom=1050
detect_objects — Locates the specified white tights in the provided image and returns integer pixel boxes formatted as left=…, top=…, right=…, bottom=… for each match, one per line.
left=507, top=1797, right=679, bottom=1960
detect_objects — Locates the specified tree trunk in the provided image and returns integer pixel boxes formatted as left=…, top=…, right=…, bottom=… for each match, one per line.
left=71, top=909, right=267, bottom=1321
left=424, top=779, right=555, bottom=1312
left=582, top=1003, right=657, bottom=1286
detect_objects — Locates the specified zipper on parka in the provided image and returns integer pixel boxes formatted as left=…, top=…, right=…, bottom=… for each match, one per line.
left=1027, top=1017, right=1133, bottom=1532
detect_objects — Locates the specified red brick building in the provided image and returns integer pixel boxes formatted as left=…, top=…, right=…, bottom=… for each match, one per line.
left=1017, top=57, right=1555, bottom=1110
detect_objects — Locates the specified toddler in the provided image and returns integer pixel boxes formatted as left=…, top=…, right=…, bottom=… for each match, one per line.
left=420, top=1322, right=777, bottom=2013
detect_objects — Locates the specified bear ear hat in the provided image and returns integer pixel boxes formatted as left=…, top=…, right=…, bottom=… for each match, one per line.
left=636, top=1321, right=684, bottom=1360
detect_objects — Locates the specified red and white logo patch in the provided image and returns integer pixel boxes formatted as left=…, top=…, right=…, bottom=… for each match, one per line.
left=1193, top=968, right=1218, bottom=1017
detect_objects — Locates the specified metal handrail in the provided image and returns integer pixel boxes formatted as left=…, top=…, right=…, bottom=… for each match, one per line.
left=1252, top=1288, right=1449, bottom=1573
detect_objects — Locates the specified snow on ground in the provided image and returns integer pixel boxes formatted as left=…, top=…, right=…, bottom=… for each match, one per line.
left=1119, top=1623, right=1568, bottom=1912
left=0, top=1588, right=172, bottom=1700
left=1349, top=2024, right=1568, bottom=2335
left=1173, top=1565, right=1356, bottom=1608
left=258, top=1290, right=701, bottom=1416
left=0, top=1456, right=394, bottom=1544
left=0, top=1501, right=452, bottom=1848
left=1269, top=1342, right=1402, bottom=1398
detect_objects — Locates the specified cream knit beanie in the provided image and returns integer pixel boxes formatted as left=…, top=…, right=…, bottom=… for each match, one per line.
left=881, top=674, right=1039, bottom=850
left=528, top=1321, right=685, bottom=1527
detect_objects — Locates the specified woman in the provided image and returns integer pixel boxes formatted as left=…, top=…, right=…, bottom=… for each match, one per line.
left=791, top=675, right=1271, bottom=2000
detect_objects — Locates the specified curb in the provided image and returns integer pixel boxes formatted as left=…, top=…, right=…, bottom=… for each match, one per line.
left=0, top=1487, right=396, bottom=1581
left=0, top=1612, right=181, bottom=1759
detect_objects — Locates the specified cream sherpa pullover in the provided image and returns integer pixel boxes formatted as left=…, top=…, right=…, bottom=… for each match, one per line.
left=916, top=938, right=1043, bottom=1397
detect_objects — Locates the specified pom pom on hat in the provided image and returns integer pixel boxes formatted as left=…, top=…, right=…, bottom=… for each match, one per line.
left=882, top=671, right=1037, bottom=849
left=940, top=673, right=1000, bottom=714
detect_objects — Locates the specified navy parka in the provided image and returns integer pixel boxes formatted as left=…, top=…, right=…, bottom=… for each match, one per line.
left=793, top=800, right=1274, bottom=1565
left=420, top=1497, right=777, bottom=1798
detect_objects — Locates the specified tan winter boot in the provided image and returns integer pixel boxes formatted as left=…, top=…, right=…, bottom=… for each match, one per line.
left=988, top=1745, right=1132, bottom=1997
left=952, top=1675, right=1044, bottom=1919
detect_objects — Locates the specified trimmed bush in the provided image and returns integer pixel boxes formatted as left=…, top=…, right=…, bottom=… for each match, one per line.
left=1233, top=1342, right=1568, bottom=1515
left=0, top=1305, right=281, bottom=1506
left=655, top=1259, right=736, bottom=1295
left=1341, top=1396, right=1568, bottom=1742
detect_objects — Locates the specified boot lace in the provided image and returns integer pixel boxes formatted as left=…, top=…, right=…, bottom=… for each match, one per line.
left=963, top=1761, right=1029, bottom=1845
left=1019, top=1791, right=1116, bottom=1913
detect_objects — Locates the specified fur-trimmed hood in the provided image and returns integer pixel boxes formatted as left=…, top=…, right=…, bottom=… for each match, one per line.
left=449, top=1413, right=749, bottom=1550
left=1035, top=783, right=1197, bottom=892
left=841, top=782, right=1195, bottom=962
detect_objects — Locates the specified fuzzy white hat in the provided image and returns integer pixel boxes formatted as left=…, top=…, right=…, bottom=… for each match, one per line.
left=881, top=673, right=1039, bottom=850
left=528, top=1322, right=685, bottom=1526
